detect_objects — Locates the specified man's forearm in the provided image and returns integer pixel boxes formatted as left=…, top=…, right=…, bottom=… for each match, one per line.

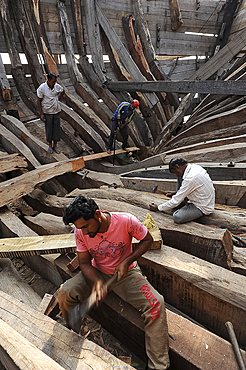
left=79, top=263, right=101, bottom=285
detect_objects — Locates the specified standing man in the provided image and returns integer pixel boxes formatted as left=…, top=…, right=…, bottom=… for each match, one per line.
left=37, top=72, right=64, bottom=154
left=58, top=195, right=170, bottom=370
left=107, top=99, right=139, bottom=154
left=149, top=158, right=215, bottom=224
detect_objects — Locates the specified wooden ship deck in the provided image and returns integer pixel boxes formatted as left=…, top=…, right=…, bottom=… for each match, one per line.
left=0, top=0, right=246, bottom=369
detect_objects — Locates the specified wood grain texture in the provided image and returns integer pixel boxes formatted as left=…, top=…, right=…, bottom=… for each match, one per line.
left=0, top=291, right=134, bottom=369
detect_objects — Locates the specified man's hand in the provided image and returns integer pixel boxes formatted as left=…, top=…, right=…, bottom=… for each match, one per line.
left=92, top=279, right=108, bottom=306
left=149, top=203, right=158, bottom=212
left=115, top=259, right=129, bottom=280
left=40, top=113, right=45, bottom=122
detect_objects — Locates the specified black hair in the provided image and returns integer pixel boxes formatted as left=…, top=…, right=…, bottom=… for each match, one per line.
left=47, top=72, right=58, bottom=80
left=169, top=158, right=187, bottom=172
left=63, top=195, right=99, bottom=225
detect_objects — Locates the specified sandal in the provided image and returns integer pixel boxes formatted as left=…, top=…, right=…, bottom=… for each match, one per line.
left=48, top=148, right=53, bottom=153
left=53, top=148, right=60, bottom=154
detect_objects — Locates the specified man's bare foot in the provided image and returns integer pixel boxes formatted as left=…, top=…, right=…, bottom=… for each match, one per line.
left=122, top=147, right=127, bottom=151
left=107, top=149, right=111, bottom=154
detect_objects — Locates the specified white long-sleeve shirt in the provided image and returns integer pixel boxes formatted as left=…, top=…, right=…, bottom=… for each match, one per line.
left=158, top=164, right=215, bottom=215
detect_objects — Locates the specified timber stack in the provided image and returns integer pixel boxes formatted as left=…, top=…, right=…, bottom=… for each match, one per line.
left=0, top=0, right=246, bottom=369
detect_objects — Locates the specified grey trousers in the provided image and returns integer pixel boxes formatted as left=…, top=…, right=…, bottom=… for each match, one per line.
left=58, top=265, right=170, bottom=370
left=173, top=176, right=203, bottom=223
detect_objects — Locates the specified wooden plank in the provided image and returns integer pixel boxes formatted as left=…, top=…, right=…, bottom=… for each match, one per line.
left=0, top=54, right=11, bottom=101
left=107, top=80, right=246, bottom=95
left=163, top=142, right=246, bottom=164
left=190, top=28, right=246, bottom=81
left=68, top=187, right=246, bottom=234
left=0, top=319, right=65, bottom=370
left=60, top=102, right=108, bottom=152
left=0, top=258, right=41, bottom=309
left=120, top=175, right=246, bottom=207
left=0, top=291, right=134, bottom=369
left=0, top=114, right=68, bottom=165
left=83, top=146, right=140, bottom=161
left=169, top=0, right=183, bottom=31
left=91, top=289, right=246, bottom=369
left=0, top=153, right=27, bottom=173
left=96, top=1, right=158, bottom=108
left=23, top=213, right=72, bottom=235
left=139, top=245, right=246, bottom=348
left=0, top=156, right=84, bottom=208
left=0, top=124, right=40, bottom=169
left=0, top=234, right=76, bottom=258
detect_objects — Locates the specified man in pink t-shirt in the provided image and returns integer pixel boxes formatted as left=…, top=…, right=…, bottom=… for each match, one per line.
left=58, top=195, right=170, bottom=370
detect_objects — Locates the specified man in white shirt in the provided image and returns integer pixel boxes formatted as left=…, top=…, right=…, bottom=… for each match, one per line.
left=37, top=72, right=64, bottom=154
left=149, top=158, right=215, bottom=224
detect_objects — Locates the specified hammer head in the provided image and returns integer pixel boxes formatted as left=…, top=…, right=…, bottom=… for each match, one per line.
left=152, top=185, right=158, bottom=193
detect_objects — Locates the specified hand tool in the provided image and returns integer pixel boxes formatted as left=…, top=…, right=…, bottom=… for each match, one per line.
left=68, top=272, right=118, bottom=333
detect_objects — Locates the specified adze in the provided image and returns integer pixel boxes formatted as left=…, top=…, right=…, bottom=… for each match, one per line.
left=68, top=272, right=118, bottom=333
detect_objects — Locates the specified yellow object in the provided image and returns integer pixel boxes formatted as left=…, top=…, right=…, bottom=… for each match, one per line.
left=143, top=213, right=158, bottom=230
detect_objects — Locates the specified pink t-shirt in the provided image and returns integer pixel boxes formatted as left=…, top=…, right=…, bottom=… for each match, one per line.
left=75, top=212, right=148, bottom=274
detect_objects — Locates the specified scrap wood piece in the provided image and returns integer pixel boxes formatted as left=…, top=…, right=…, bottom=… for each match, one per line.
left=90, top=289, right=246, bottom=370
left=138, top=245, right=246, bottom=348
left=169, top=0, right=183, bottom=31
left=0, top=291, right=134, bottom=369
left=0, top=319, right=65, bottom=370
left=38, top=292, right=59, bottom=319
left=0, top=153, right=27, bottom=173
left=0, top=156, right=84, bottom=208
left=0, top=234, right=76, bottom=258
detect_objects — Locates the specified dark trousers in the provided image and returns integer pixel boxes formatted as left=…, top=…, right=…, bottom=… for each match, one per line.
left=44, top=113, right=61, bottom=142
left=107, top=119, right=128, bottom=150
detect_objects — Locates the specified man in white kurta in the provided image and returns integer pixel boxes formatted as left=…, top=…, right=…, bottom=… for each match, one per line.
left=37, top=72, right=64, bottom=153
left=149, top=158, right=215, bottom=223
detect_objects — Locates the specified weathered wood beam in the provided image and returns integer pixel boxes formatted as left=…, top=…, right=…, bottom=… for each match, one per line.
left=132, top=0, right=179, bottom=109
left=139, top=246, right=246, bottom=348
left=60, top=102, right=108, bottom=152
left=0, top=0, right=39, bottom=116
left=0, top=291, right=133, bottom=369
left=120, top=175, right=246, bottom=208
left=0, top=206, right=37, bottom=238
left=68, top=187, right=246, bottom=234
left=121, top=15, right=168, bottom=126
left=169, top=0, right=183, bottom=31
left=0, top=54, right=11, bottom=101
left=96, top=0, right=158, bottom=109
left=160, top=101, right=246, bottom=150
left=27, top=0, right=59, bottom=75
left=0, top=153, right=27, bottom=173
left=0, top=123, right=40, bottom=169
left=190, top=28, right=246, bottom=81
left=91, top=276, right=246, bottom=367
left=107, top=80, right=246, bottom=95
left=56, top=0, right=111, bottom=127
left=8, top=0, right=45, bottom=89
left=83, top=0, right=106, bottom=83
left=0, top=156, right=84, bottom=208
left=0, top=319, right=65, bottom=370
left=0, top=114, right=67, bottom=164
left=23, top=212, right=72, bottom=236
left=0, top=258, right=41, bottom=309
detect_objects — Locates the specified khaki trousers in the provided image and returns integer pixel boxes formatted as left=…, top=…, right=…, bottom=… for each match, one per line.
left=58, top=265, right=170, bottom=370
